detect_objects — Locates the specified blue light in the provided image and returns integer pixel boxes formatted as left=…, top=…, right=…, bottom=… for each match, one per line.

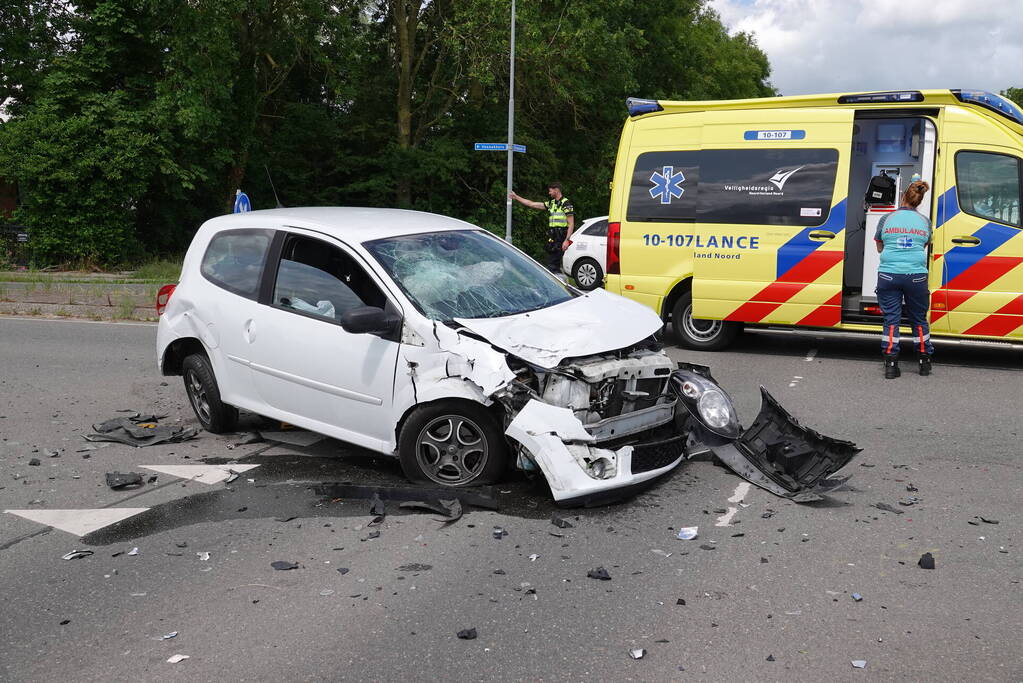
left=837, top=91, right=924, bottom=104
left=626, top=98, right=663, bottom=117
left=951, top=89, right=1023, bottom=126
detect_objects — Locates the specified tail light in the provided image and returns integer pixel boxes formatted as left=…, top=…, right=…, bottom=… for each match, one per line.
left=156, top=284, right=176, bottom=316
left=565, top=239, right=573, bottom=248
left=606, top=222, right=621, bottom=275
left=863, top=304, right=882, bottom=315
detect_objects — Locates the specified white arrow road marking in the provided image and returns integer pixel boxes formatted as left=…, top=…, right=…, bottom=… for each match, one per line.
left=140, top=464, right=259, bottom=485
left=4, top=508, right=149, bottom=537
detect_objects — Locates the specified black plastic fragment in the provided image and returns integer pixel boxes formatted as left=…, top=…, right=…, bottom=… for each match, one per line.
left=587, top=567, right=612, bottom=581
left=28, top=458, right=40, bottom=466
left=766, top=654, right=776, bottom=662
left=699, top=544, right=716, bottom=551
left=457, top=628, right=478, bottom=640
left=918, top=552, right=935, bottom=570
left=979, top=517, right=1000, bottom=525
left=105, top=472, right=144, bottom=489
left=551, top=514, right=574, bottom=529
left=336, top=567, right=350, bottom=575
left=676, top=598, right=686, bottom=605
left=271, top=560, right=299, bottom=571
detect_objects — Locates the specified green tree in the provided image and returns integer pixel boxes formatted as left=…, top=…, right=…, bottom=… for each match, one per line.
left=1001, top=87, right=1023, bottom=108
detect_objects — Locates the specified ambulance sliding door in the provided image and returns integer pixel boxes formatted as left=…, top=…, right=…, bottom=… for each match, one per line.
left=936, top=145, right=1023, bottom=339
left=692, top=109, right=853, bottom=328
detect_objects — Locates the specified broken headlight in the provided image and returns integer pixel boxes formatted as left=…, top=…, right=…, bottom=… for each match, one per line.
left=668, top=366, right=740, bottom=441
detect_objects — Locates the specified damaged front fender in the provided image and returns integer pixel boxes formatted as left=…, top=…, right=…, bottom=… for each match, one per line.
left=712, top=388, right=861, bottom=502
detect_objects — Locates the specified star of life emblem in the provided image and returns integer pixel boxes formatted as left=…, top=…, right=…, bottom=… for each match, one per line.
left=649, top=166, right=685, bottom=204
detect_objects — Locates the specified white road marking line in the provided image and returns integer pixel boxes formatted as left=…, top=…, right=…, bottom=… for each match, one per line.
left=4, top=508, right=149, bottom=537
left=716, top=482, right=751, bottom=527
left=140, top=464, right=259, bottom=485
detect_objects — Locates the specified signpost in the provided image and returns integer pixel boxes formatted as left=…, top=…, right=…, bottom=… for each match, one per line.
left=233, top=189, right=251, bottom=213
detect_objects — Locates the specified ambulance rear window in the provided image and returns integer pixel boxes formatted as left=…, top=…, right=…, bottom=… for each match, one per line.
left=627, top=148, right=839, bottom=227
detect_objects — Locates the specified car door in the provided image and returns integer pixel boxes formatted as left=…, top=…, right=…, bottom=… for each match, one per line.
left=247, top=230, right=401, bottom=450
left=692, top=108, right=853, bottom=328
left=935, top=147, right=1023, bottom=339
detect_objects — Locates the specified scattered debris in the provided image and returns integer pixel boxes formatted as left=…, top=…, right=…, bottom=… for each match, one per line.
left=906, top=483, right=918, bottom=492
left=319, top=589, right=335, bottom=596
left=898, top=497, right=920, bottom=507
left=677, top=526, right=699, bottom=540
left=366, top=530, right=380, bottom=540
left=529, top=554, right=539, bottom=562
left=918, top=552, right=935, bottom=570
left=271, top=561, right=299, bottom=571
left=161, top=632, right=178, bottom=640
left=629, top=648, right=646, bottom=660
left=105, top=472, right=144, bottom=490
left=166, top=654, right=190, bottom=664
left=196, top=552, right=210, bottom=561
left=28, top=458, right=40, bottom=466
left=492, top=526, right=508, bottom=540
left=400, top=498, right=463, bottom=523
left=979, top=517, right=1000, bottom=525
left=766, top=654, right=775, bottom=662
left=699, top=544, right=716, bottom=551
left=128, top=547, right=139, bottom=556
left=224, top=470, right=240, bottom=484
left=87, top=413, right=197, bottom=447
left=676, top=598, right=686, bottom=606
left=397, top=564, right=432, bottom=572
left=651, top=549, right=672, bottom=558
left=872, top=502, right=904, bottom=515
left=234, top=432, right=264, bottom=446
left=275, top=516, right=297, bottom=523
left=457, top=628, right=478, bottom=640
left=336, top=568, right=350, bottom=575
left=761, top=557, right=769, bottom=564
left=587, top=567, right=612, bottom=581
left=851, top=593, right=863, bottom=601
left=551, top=514, right=574, bottom=529
left=761, top=511, right=774, bottom=519
left=851, top=660, right=867, bottom=669
left=493, top=569, right=506, bottom=575
left=369, top=493, right=386, bottom=517
left=62, top=550, right=93, bottom=561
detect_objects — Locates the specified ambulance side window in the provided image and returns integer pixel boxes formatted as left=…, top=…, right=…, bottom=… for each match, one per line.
left=697, top=148, right=838, bottom=226
left=955, top=151, right=1022, bottom=227
left=627, top=151, right=700, bottom=223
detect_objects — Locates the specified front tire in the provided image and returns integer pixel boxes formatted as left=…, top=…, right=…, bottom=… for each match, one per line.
left=182, top=353, right=238, bottom=433
left=398, top=401, right=507, bottom=487
left=571, top=257, right=604, bottom=291
left=671, top=291, right=740, bottom=350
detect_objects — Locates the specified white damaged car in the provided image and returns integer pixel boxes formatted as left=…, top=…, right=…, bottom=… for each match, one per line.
left=157, top=208, right=858, bottom=505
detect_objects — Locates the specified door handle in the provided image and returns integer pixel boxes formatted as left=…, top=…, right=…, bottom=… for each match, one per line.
left=244, top=319, right=256, bottom=343
left=808, top=230, right=836, bottom=240
left=950, top=235, right=981, bottom=245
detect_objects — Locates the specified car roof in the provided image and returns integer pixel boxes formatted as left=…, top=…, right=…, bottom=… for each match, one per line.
left=201, top=207, right=480, bottom=243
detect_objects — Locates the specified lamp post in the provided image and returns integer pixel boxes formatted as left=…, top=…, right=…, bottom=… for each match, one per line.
left=504, top=0, right=516, bottom=242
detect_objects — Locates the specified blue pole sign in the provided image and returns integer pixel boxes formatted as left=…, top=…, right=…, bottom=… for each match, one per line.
left=511, top=144, right=526, bottom=153
left=474, top=142, right=527, bottom=153
left=233, top=190, right=251, bottom=213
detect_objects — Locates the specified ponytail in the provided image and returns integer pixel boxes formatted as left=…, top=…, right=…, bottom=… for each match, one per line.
left=903, top=180, right=930, bottom=208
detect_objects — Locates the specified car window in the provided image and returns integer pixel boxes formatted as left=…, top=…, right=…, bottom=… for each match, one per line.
left=364, top=229, right=575, bottom=321
left=582, top=219, right=608, bottom=237
left=200, top=229, right=273, bottom=299
left=955, top=151, right=1022, bottom=227
left=272, top=234, right=386, bottom=323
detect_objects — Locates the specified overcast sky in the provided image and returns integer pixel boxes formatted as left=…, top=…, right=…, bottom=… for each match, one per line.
left=708, top=0, right=1023, bottom=96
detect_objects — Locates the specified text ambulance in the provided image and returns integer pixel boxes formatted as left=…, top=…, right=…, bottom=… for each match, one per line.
left=605, top=89, right=1023, bottom=349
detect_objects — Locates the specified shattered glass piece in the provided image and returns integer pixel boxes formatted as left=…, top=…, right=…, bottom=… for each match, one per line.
left=918, top=552, right=935, bottom=570
left=492, top=526, right=508, bottom=540
left=629, top=648, right=646, bottom=660
left=62, top=550, right=94, bottom=560
left=587, top=567, right=612, bottom=581
left=271, top=561, right=299, bottom=571
left=851, top=660, right=867, bottom=668
left=529, top=554, right=539, bottom=562
left=166, top=654, right=189, bottom=664
left=457, top=627, right=478, bottom=640
left=677, top=526, right=698, bottom=540
left=105, top=472, right=144, bottom=489
left=161, top=632, right=178, bottom=640
left=127, top=547, right=139, bottom=556
left=852, top=593, right=863, bottom=601
left=196, top=552, right=210, bottom=561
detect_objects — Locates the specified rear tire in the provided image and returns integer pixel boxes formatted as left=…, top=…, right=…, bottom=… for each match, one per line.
left=398, top=401, right=507, bottom=487
left=571, top=258, right=604, bottom=291
left=182, top=353, right=238, bottom=433
left=671, top=291, right=740, bottom=350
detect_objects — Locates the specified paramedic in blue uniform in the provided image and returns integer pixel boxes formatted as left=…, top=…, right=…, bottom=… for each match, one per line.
left=875, top=180, right=934, bottom=378
left=509, top=182, right=575, bottom=273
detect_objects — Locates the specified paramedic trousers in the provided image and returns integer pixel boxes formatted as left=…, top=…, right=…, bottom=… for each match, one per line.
left=876, top=271, right=934, bottom=356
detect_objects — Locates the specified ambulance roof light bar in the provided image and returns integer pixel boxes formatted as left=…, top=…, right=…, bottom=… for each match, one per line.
left=627, top=98, right=663, bottom=117
left=951, top=89, right=1023, bottom=127
left=837, top=91, right=924, bottom=104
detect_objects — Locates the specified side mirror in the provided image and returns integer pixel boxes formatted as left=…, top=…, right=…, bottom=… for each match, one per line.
left=340, top=306, right=402, bottom=337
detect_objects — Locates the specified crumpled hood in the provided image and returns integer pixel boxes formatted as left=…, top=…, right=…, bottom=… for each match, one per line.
left=454, top=288, right=663, bottom=369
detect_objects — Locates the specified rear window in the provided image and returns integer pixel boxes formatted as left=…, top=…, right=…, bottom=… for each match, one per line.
left=628, top=148, right=839, bottom=226
left=582, top=219, right=608, bottom=237
left=200, top=229, right=273, bottom=298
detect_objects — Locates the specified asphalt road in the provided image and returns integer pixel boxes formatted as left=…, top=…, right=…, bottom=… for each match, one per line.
left=1, top=316, right=1021, bottom=681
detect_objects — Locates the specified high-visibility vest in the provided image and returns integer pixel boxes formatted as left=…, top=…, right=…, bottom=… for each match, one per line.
left=544, top=197, right=572, bottom=228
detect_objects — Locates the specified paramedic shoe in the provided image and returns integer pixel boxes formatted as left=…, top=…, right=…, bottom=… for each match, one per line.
left=918, top=354, right=932, bottom=376
left=884, top=354, right=901, bottom=379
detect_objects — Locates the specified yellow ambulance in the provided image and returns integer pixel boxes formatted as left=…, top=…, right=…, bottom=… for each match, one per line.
left=605, top=89, right=1023, bottom=349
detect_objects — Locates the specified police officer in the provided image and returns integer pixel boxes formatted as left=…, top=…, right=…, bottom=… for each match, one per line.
left=509, top=182, right=575, bottom=273
left=875, top=180, right=933, bottom=378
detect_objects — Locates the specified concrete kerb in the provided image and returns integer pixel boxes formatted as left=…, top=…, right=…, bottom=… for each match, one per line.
left=0, top=276, right=163, bottom=321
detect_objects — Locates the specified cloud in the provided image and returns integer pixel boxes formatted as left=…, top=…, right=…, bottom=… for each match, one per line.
left=708, top=0, right=1023, bottom=96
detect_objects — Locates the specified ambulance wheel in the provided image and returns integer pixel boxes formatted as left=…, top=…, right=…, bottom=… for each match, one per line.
left=571, top=258, right=603, bottom=291
left=398, top=401, right=508, bottom=487
left=671, top=292, right=740, bottom=350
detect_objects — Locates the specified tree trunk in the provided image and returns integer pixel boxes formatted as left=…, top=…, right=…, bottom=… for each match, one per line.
left=392, top=0, right=420, bottom=207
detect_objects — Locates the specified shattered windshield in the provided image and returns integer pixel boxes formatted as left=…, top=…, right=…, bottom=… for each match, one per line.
left=365, top=230, right=575, bottom=320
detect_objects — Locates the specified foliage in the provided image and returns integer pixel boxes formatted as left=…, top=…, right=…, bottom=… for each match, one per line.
left=0, top=0, right=775, bottom=267
left=1001, top=88, right=1023, bottom=108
